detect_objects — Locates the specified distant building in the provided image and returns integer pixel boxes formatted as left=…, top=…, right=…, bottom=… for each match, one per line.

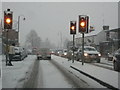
left=2, top=29, right=18, bottom=45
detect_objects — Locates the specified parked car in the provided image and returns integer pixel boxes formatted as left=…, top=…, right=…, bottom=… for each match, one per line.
left=13, top=46, right=25, bottom=61
left=37, top=48, right=51, bottom=60
left=76, top=46, right=101, bottom=63
left=112, top=48, right=120, bottom=72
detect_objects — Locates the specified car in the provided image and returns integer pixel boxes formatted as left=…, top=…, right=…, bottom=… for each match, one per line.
left=61, top=49, right=68, bottom=58
left=37, top=48, right=51, bottom=60
left=13, top=46, right=25, bottom=61
left=50, top=49, right=56, bottom=55
left=76, top=46, right=101, bottom=63
left=112, top=48, right=120, bottom=72
left=107, top=53, right=113, bottom=61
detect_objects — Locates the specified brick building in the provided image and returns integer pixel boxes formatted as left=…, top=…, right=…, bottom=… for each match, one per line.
left=2, top=29, right=18, bottom=45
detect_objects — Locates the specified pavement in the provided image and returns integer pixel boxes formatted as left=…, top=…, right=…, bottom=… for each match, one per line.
left=2, top=55, right=36, bottom=88
left=52, top=55, right=119, bottom=89
left=70, top=62, right=119, bottom=89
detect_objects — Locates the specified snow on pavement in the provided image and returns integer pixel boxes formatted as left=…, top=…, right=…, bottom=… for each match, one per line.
left=71, top=62, right=119, bottom=89
left=2, top=55, right=36, bottom=88
left=52, top=55, right=119, bottom=89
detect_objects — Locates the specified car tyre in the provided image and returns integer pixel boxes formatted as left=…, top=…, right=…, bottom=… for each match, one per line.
left=37, top=57, right=39, bottom=60
left=48, top=57, right=51, bottom=60
left=97, top=59, right=100, bottom=63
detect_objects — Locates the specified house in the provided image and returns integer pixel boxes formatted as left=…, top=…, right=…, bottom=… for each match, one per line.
left=100, top=28, right=120, bottom=56
left=75, top=30, right=106, bottom=51
left=75, top=28, right=120, bottom=56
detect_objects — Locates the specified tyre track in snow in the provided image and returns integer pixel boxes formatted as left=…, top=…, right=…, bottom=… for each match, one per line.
left=37, top=60, right=80, bottom=88
left=49, top=59, right=91, bottom=88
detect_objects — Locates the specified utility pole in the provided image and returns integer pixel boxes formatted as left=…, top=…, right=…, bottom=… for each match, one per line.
left=17, top=15, right=25, bottom=46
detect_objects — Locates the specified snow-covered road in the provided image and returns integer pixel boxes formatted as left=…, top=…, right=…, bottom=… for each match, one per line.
left=37, top=60, right=79, bottom=88
left=1, top=54, right=119, bottom=89
left=24, top=55, right=106, bottom=88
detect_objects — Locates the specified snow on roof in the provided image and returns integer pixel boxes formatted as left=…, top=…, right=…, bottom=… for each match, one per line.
left=85, top=30, right=102, bottom=37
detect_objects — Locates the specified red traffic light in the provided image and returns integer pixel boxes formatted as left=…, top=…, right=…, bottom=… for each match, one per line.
left=5, top=18, right=12, bottom=24
left=4, top=11, right=13, bottom=29
left=70, top=21, right=76, bottom=34
left=71, top=26, right=75, bottom=30
left=79, top=15, right=89, bottom=33
left=80, top=21, right=86, bottom=27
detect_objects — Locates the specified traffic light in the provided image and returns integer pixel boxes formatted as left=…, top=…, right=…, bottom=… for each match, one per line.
left=4, top=9, right=13, bottom=29
left=79, top=15, right=89, bottom=33
left=70, top=21, right=76, bottom=34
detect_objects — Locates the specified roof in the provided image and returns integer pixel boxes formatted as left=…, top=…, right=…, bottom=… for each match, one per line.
left=104, top=28, right=120, bottom=32
left=84, top=46, right=95, bottom=48
left=84, top=30, right=102, bottom=37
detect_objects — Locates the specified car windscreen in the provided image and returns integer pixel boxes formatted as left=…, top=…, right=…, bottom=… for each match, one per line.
left=84, top=47, right=96, bottom=51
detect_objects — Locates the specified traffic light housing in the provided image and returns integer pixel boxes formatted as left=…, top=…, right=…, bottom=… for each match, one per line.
left=79, top=15, right=89, bottom=33
left=70, top=21, right=76, bottom=34
left=4, top=9, right=13, bottom=29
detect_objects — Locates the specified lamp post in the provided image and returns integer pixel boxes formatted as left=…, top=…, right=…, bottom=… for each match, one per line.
left=18, top=15, right=25, bottom=46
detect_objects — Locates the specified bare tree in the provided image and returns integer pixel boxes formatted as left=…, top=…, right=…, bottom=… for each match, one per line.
left=25, top=30, right=41, bottom=49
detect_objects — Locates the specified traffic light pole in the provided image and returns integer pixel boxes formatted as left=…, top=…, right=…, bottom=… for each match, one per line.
left=6, top=29, right=9, bottom=66
left=82, top=33, right=84, bottom=65
left=72, top=34, right=75, bottom=63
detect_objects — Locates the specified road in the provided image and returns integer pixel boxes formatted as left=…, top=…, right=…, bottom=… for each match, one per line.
left=22, top=55, right=118, bottom=89
left=23, top=59, right=91, bottom=88
left=37, top=60, right=78, bottom=88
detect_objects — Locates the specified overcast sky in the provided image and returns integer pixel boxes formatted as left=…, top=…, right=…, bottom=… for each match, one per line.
left=2, top=2, right=118, bottom=47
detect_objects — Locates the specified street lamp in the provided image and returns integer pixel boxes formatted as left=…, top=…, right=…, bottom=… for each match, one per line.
left=18, top=15, right=25, bottom=46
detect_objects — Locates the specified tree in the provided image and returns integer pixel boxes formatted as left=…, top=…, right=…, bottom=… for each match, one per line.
left=25, top=30, right=41, bottom=49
